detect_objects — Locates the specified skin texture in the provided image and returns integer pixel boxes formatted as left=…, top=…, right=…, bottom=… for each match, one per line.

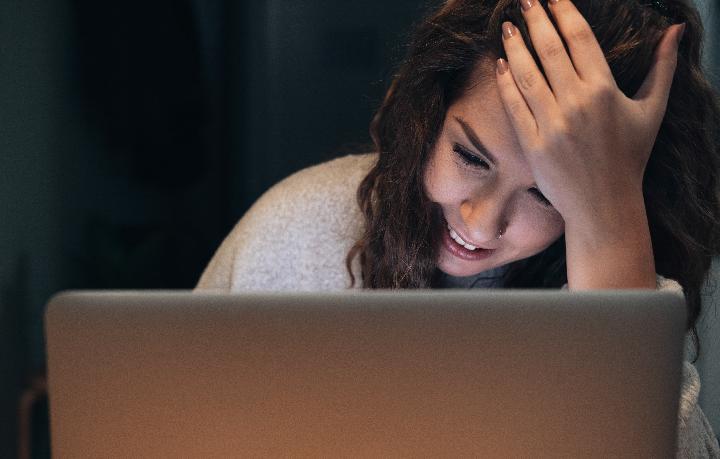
left=424, top=71, right=565, bottom=278
left=426, top=0, right=685, bottom=288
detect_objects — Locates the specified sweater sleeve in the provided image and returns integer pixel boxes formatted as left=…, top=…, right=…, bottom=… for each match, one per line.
left=643, top=278, right=720, bottom=458
left=677, top=361, right=720, bottom=458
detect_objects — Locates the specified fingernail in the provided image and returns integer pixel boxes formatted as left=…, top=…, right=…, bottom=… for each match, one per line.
left=676, top=23, right=686, bottom=46
left=549, top=0, right=561, bottom=4
left=497, top=58, right=509, bottom=75
left=520, top=0, right=535, bottom=11
left=502, top=22, right=516, bottom=40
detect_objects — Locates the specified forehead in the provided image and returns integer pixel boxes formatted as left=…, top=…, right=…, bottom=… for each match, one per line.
left=443, top=61, right=536, bottom=183
left=446, top=63, right=516, bottom=152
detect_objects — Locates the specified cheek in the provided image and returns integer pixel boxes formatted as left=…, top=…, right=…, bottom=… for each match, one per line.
left=512, top=206, right=565, bottom=249
left=423, top=149, right=467, bottom=203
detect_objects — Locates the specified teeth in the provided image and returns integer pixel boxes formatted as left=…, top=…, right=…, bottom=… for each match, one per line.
left=449, top=228, right=464, bottom=244
left=447, top=224, right=478, bottom=251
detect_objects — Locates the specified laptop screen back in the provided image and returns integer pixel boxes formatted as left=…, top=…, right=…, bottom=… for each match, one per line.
left=45, top=290, right=686, bottom=458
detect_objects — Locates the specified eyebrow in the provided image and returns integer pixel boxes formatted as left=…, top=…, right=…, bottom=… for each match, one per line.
left=454, top=116, right=498, bottom=166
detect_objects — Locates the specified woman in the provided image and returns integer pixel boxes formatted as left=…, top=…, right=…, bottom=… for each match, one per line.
left=196, top=0, right=720, bottom=455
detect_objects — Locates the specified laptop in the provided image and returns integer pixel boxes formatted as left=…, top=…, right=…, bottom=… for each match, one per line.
left=45, top=290, right=686, bottom=458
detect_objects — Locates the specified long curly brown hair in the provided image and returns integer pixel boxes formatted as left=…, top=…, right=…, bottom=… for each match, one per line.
left=346, top=0, right=720, bottom=360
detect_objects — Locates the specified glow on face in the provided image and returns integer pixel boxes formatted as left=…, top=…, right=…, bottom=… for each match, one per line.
left=423, top=67, right=565, bottom=277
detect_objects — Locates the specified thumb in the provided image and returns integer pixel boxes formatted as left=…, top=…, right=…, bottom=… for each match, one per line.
left=632, top=23, right=685, bottom=116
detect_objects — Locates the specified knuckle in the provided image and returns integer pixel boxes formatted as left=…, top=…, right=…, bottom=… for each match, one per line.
left=539, top=41, right=566, bottom=60
left=517, top=70, right=539, bottom=92
left=591, top=82, right=615, bottom=99
left=587, top=82, right=617, bottom=105
left=569, top=26, right=595, bottom=46
left=507, top=100, right=526, bottom=117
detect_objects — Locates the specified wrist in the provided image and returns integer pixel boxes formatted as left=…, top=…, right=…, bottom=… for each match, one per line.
left=563, top=191, right=648, bottom=248
left=563, top=192, right=656, bottom=290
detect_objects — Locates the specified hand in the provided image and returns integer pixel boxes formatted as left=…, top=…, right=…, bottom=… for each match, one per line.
left=495, top=0, right=685, bottom=229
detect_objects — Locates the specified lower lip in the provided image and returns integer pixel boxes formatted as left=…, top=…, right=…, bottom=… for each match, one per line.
left=441, top=225, right=496, bottom=261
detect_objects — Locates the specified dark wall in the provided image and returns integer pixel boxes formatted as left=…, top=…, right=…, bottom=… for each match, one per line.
left=3, top=1, right=718, bottom=456
left=1, top=1, right=74, bottom=455
left=227, top=0, right=426, bottom=212
left=0, top=0, right=424, bottom=456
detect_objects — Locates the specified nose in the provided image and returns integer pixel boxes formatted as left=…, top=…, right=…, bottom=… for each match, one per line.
left=459, top=194, right=508, bottom=244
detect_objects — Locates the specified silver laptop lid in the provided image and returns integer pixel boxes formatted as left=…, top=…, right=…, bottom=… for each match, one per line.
left=45, top=290, right=686, bottom=458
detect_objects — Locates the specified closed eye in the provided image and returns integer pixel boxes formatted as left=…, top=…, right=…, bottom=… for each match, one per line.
left=453, top=143, right=490, bottom=170
left=529, top=187, right=553, bottom=207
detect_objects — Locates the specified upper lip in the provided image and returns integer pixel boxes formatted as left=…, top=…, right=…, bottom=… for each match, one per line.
left=446, top=221, right=498, bottom=250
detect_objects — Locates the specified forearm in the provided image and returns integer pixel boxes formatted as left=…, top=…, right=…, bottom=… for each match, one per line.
left=564, top=193, right=656, bottom=290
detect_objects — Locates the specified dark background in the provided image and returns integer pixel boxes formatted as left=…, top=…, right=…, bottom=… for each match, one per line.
left=0, top=0, right=425, bottom=456
left=0, top=0, right=718, bottom=457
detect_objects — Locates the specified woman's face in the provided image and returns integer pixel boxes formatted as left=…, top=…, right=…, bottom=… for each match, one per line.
left=424, top=67, right=565, bottom=277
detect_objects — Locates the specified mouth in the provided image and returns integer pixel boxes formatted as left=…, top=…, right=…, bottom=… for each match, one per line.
left=447, top=223, right=487, bottom=251
left=441, top=220, right=497, bottom=261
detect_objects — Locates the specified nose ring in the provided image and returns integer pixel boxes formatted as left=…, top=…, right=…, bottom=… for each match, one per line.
left=496, top=224, right=507, bottom=240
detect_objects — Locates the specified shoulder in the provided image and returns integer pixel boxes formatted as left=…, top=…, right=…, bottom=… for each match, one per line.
left=659, top=280, right=720, bottom=457
left=255, top=153, right=377, bottom=217
left=195, top=153, right=377, bottom=292
left=677, top=361, right=720, bottom=457
left=656, top=275, right=683, bottom=293
left=284, top=153, right=377, bottom=189
left=245, top=153, right=377, bottom=248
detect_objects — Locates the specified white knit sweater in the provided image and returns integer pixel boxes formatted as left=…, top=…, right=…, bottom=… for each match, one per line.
left=196, top=153, right=720, bottom=458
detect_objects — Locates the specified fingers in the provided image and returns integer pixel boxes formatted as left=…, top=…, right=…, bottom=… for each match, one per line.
left=518, top=0, right=578, bottom=95
left=495, top=58, right=539, bottom=153
left=502, top=21, right=557, bottom=128
left=633, top=23, right=685, bottom=120
left=546, top=0, right=614, bottom=84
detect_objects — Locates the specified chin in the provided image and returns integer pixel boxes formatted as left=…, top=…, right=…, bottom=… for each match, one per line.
left=437, top=255, right=493, bottom=278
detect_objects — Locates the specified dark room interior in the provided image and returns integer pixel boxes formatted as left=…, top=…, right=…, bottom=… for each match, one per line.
left=1, top=0, right=719, bottom=457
